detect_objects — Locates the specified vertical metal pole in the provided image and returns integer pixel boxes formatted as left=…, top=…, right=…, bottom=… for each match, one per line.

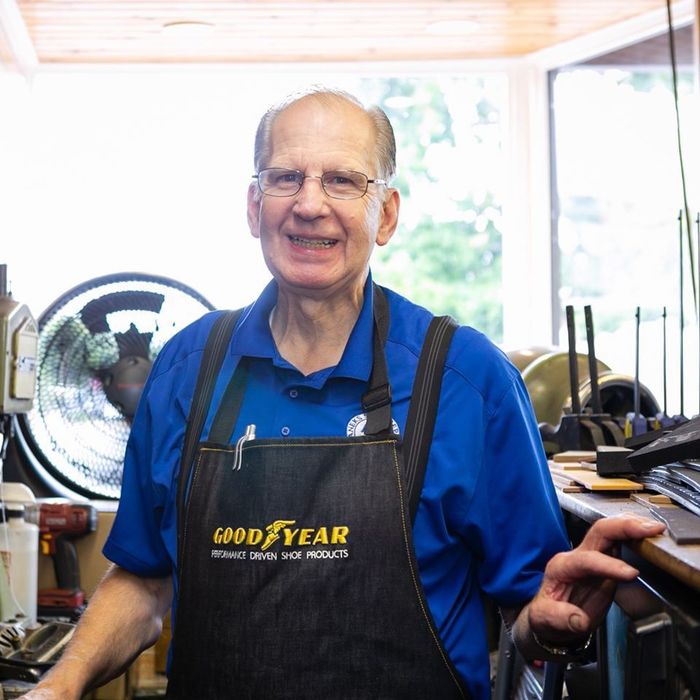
left=663, top=306, right=668, bottom=418
left=493, top=622, right=517, bottom=700
left=635, top=307, right=641, bottom=419
left=679, top=211, right=685, bottom=417
left=542, top=662, right=566, bottom=700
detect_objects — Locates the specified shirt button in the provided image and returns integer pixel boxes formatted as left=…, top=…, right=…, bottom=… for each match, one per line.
left=281, top=426, right=290, bottom=436
left=289, top=389, right=299, bottom=398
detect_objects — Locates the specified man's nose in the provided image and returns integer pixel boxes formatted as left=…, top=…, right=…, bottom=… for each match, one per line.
left=293, top=176, right=327, bottom=216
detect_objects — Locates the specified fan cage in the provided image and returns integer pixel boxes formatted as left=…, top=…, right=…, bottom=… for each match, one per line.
left=16, top=272, right=215, bottom=500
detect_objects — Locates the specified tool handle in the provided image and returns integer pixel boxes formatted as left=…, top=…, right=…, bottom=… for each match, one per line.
left=584, top=305, right=602, bottom=414
left=52, top=535, right=81, bottom=591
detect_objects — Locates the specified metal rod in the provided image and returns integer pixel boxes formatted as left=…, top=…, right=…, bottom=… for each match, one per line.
left=679, top=210, right=685, bottom=417
left=0, top=264, right=6, bottom=297
left=566, top=305, right=581, bottom=415
left=663, top=306, right=668, bottom=417
left=634, top=307, right=641, bottom=417
left=584, top=305, right=602, bottom=414
left=666, top=0, right=697, bottom=315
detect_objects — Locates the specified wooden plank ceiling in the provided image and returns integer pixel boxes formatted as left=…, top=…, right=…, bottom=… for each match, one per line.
left=0, top=0, right=674, bottom=68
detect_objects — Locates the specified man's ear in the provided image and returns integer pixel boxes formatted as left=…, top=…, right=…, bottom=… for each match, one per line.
left=247, top=183, right=261, bottom=239
left=376, top=188, right=400, bottom=247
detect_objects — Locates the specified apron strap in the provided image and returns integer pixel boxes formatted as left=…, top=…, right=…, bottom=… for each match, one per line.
left=362, top=285, right=393, bottom=435
left=403, top=315, right=458, bottom=523
left=176, top=309, right=242, bottom=564
left=206, top=283, right=394, bottom=445
left=208, top=357, right=250, bottom=444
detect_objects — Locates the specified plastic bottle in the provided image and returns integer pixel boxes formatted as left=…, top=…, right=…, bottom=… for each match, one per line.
left=0, top=504, right=39, bottom=625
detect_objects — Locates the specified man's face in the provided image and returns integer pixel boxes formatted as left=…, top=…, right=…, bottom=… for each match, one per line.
left=247, top=97, right=399, bottom=300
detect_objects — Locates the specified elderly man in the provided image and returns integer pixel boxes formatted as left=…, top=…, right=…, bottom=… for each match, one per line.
left=21, top=88, right=664, bottom=700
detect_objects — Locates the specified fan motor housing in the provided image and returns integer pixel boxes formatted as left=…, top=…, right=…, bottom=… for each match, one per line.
left=102, top=355, right=153, bottom=419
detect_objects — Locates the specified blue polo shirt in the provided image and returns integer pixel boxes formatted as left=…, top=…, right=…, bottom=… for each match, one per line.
left=104, top=274, right=569, bottom=700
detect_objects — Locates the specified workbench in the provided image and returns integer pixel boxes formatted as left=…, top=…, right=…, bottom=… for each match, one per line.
left=556, top=489, right=700, bottom=592
left=553, top=486, right=700, bottom=699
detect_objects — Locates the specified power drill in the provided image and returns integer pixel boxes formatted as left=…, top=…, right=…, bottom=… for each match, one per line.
left=25, top=503, right=97, bottom=615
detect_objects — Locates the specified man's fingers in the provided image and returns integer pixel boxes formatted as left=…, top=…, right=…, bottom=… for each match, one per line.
left=568, top=576, right=617, bottom=610
left=526, top=514, right=664, bottom=653
left=544, top=549, right=638, bottom=585
left=529, top=598, right=592, bottom=639
left=578, top=515, right=665, bottom=553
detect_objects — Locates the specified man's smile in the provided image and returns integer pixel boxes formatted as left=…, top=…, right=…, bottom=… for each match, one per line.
left=288, top=235, right=338, bottom=249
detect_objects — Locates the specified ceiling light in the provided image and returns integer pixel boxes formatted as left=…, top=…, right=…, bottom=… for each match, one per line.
left=162, top=21, right=215, bottom=36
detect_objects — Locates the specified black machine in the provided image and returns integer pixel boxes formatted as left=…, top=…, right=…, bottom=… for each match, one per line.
left=537, top=305, right=656, bottom=455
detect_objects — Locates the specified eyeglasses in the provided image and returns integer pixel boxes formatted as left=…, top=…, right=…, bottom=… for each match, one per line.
left=253, top=168, right=387, bottom=200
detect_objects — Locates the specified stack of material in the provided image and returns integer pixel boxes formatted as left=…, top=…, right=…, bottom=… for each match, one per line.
left=548, top=451, right=643, bottom=493
left=548, top=449, right=700, bottom=545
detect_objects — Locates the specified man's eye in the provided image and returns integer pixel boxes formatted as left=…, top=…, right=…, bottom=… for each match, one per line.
left=327, top=172, right=361, bottom=187
left=274, top=172, right=299, bottom=184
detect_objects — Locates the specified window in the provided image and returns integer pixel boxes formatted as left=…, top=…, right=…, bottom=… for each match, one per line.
left=550, top=24, right=699, bottom=417
left=0, top=71, right=508, bottom=341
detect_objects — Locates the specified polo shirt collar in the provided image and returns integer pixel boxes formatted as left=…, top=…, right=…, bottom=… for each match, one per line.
left=230, top=274, right=375, bottom=383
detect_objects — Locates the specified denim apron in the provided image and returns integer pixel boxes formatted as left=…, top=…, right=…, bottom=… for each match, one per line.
left=166, top=292, right=469, bottom=699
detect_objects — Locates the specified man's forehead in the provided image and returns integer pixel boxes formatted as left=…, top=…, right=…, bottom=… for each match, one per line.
left=274, top=96, right=371, bottom=133
left=267, top=97, right=376, bottom=164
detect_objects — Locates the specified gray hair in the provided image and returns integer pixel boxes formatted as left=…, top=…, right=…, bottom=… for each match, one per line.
left=253, top=87, right=396, bottom=182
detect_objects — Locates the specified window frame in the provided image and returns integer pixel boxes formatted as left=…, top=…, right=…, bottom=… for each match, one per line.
left=521, top=0, right=697, bottom=346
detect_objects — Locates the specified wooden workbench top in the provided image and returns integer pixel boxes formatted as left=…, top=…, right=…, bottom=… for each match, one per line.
left=555, top=489, right=700, bottom=593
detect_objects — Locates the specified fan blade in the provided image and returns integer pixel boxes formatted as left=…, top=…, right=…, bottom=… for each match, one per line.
left=80, top=291, right=165, bottom=333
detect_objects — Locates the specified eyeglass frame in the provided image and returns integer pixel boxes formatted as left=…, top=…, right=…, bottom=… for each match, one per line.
left=252, top=167, right=388, bottom=200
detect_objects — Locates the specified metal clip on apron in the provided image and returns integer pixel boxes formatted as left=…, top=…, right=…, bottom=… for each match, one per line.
left=168, top=287, right=468, bottom=699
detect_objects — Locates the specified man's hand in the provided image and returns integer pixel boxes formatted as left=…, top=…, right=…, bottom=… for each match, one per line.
left=16, top=690, right=64, bottom=700
left=17, top=566, right=172, bottom=700
left=510, top=515, right=665, bottom=657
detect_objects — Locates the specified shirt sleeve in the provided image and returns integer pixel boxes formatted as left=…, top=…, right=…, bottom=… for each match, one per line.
left=470, top=373, right=570, bottom=607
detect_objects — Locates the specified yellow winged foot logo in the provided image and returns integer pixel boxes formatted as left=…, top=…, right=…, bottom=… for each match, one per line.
left=261, top=519, right=297, bottom=551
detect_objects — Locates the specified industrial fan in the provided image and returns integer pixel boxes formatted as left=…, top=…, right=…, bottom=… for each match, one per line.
left=15, top=272, right=215, bottom=499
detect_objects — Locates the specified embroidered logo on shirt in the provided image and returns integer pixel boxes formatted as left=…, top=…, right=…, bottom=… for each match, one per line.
left=346, top=413, right=400, bottom=437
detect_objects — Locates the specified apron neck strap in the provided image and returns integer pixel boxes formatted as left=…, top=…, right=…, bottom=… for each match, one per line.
left=209, top=283, right=393, bottom=443
left=208, top=357, right=251, bottom=444
left=361, top=284, right=393, bottom=435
